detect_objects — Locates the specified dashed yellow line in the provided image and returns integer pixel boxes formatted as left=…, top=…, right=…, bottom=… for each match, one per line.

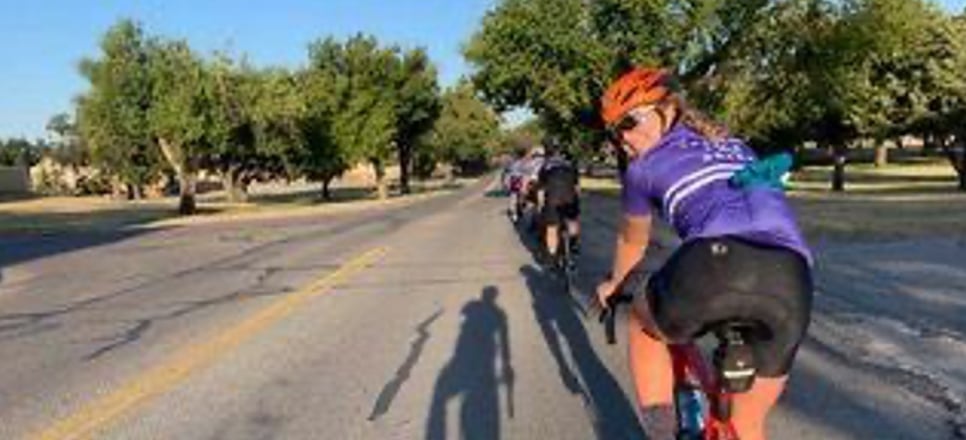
left=32, top=247, right=389, bottom=440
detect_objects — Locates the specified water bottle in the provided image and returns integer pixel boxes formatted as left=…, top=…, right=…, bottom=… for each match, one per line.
left=675, top=384, right=707, bottom=436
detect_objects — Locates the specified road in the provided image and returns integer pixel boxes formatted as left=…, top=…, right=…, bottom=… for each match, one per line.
left=0, top=179, right=963, bottom=439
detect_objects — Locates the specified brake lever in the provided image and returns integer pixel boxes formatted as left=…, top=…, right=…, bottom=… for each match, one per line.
left=602, top=292, right=632, bottom=345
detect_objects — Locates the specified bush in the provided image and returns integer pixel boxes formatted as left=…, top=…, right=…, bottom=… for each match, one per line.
left=75, top=172, right=113, bottom=196
left=34, top=168, right=70, bottom=195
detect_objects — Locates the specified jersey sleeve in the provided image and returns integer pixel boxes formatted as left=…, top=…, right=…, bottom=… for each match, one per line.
left=621, top=166, right=652, bottom=216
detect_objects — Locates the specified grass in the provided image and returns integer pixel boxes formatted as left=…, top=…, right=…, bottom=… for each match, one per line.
left=0, top=198, right=181, bottom=235
left=789, top=159, right=960, bottom=195
left=238, top=179, right=468, bottom=207
left=788, top=192, right=966, bottom=241
left=0, top=178, right=472, bottom=235
left=581, top=162, right=966, bottom=241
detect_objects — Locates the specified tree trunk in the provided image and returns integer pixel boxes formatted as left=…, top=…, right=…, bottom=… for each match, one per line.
left=178, top=171, right=197, bottom=215
left=940, top=138, right=966, bottom=191
left=321, top=177, right=333, bottom=200
left=124, top=183, right=144, bottom=200
left=874, top=140, right=888, bottom=168
left=221, top=168, right=249, bottom=203
left=399, top=144, right=412, bottom=195
left=923, top=133, right=935, bottom=156
left=960, top=145, right=966, bottom=191
left=373, top=160, right=388, bottom=200
left=831, top=144, right=846, bottom=192
left=157, top=138, right=197, bottom=215
left=894, top=137, right=904, bottom=150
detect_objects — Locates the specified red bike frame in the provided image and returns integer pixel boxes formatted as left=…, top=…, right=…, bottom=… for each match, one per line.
left=670, top=344, right=739, bottom=440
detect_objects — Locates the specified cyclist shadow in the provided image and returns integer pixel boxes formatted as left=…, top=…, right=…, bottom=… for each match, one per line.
left=519, top=264, right=645, bottom=439
left=426, top=286, right=514, bottom=440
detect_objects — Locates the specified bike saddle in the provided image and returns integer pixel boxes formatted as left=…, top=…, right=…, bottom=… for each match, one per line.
left=710, top=321, right=761, bottom=394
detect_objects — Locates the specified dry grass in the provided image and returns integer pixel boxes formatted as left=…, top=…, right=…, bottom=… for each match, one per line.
left=789, top=192, right=966, bottom=241
left=581, top=165, right=966, bottom=241
left=0, top=178, right=472, bottom=235
left=789, top=160, right=959, bottom=194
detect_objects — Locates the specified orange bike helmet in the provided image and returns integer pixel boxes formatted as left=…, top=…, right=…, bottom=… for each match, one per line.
left=600, top=67, right=673, bottom=126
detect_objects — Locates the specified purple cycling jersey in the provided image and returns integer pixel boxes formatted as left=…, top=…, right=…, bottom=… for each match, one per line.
left=621, top=124, right=813, bottom=264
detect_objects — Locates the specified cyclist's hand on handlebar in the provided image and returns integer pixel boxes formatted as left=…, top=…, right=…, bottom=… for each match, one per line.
left=595, top=277, right=619, bottom=312
left=595, top=272, right=640, bottom=344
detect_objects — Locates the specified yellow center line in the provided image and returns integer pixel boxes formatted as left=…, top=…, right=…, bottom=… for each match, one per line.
left=31, top=247, right=390, bottom=440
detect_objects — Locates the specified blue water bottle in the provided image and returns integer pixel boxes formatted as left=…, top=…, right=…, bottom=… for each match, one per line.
left=675, top=384, right=707, bottom=438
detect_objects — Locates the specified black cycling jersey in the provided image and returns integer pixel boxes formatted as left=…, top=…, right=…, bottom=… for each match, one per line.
left=538, top=157, right=578, bottom=204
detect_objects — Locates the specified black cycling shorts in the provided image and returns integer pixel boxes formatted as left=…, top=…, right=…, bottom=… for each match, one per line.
left=541, top=199, right=580, bottom=226
left=632, top=236, right=813, bottom=377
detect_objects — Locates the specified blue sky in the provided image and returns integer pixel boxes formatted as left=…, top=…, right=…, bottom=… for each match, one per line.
left=0, top=0, right=495, bottom=139
left=1, top=0, right=964, bottom=139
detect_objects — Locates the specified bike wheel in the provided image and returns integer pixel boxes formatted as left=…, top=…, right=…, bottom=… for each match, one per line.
left=559, top=230, right=575, bottom=295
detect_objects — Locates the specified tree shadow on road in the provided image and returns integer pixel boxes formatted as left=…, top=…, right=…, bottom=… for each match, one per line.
left=426, top=286, right=513, bottom=440
left=779, top=337, right=957, bottom=439
left=0, top=227, right=160, bottom=296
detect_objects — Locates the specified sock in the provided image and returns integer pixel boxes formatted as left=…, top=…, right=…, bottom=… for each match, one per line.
left=639, top=404, right=677, bottom=440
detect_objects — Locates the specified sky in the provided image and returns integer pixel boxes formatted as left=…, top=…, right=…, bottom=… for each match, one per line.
left=0, top=0, right=495, bottom=139
left=1, top=0, right=964, bottom=139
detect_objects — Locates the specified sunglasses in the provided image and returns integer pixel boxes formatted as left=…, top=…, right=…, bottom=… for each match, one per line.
left=605, top=107, right=655, bottom=145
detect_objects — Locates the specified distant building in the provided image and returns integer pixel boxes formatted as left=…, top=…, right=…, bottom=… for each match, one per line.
left=0, top=166, right=29, bottom=194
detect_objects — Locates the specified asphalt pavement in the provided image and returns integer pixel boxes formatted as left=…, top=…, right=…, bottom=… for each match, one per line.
left=0, top=179, right=962, bottom=439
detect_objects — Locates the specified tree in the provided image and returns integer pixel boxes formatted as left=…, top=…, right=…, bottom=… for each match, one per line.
left=466, top=0, right=778, bottom=151
left=0, top=138, right=44, bottom=167
left=503, top=118, right=544, bottom=156
left=721, top=0, right=927, bottom=190
left=465, top=0, right=610, bottom=150
left=430, top=82, right=502, bottom=176
left=308, top=35, right=399, bottom=200
left=201, top=55, right=260, bottom=203
left=298, top=54, right=348, bottom=200
left=45, top=113, right=88, bottom=168
left=147, top=39, right=208, bottom=214
left=77, top=19, right=162, bottom=199
left=904, top=12, right=966, bottom=190
left=391, top=48, right=440, bottom=194
left=246, top=68, right=306, bottom=187
left=46, top=113, right=72, bottom=141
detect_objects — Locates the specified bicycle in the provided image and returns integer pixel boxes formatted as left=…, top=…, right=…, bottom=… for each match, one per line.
left=552, top=223, right=577, bottom=296
left=506, top=175, right=525, bottom=224
left=599, top=271, right=759, bottom=440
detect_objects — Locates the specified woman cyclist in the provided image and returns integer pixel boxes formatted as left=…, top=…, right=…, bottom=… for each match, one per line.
left=594, top=67, right=813, bottom=440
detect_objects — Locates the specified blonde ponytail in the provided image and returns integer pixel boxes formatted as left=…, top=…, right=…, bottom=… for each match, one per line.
left=662, top=95, right=730, bottom=143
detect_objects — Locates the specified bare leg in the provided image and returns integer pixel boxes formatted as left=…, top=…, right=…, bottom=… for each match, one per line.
left=566, top=219, right=580, bottom=242
left=545, top=224, right=559, bottom=257
left=508, top=192, right=518, bottom=218
left=628, top=310, right=676, bottom=440
left=730, top=376, right=786, bottom=440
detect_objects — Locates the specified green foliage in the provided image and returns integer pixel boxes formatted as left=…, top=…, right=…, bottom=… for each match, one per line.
left=302, top=34, right=442, bottom=196
left=503, top=118, right=545, bottom=156
left=391, top=48, right=441, bottom=192
left=429, top=82, right=502, bottom=175
left=148, top=39, right=208, bottom=170
left=465, top=0, right=611, bottom=147
left=466, top=0, right=776, bottom=146
left=0, top=138, right=45, bottom=167
left=69, top=20, right=451, bottom=205
left=45, top=113, right=88, bottom=167
left=76, top=19, right=163, bottom=195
